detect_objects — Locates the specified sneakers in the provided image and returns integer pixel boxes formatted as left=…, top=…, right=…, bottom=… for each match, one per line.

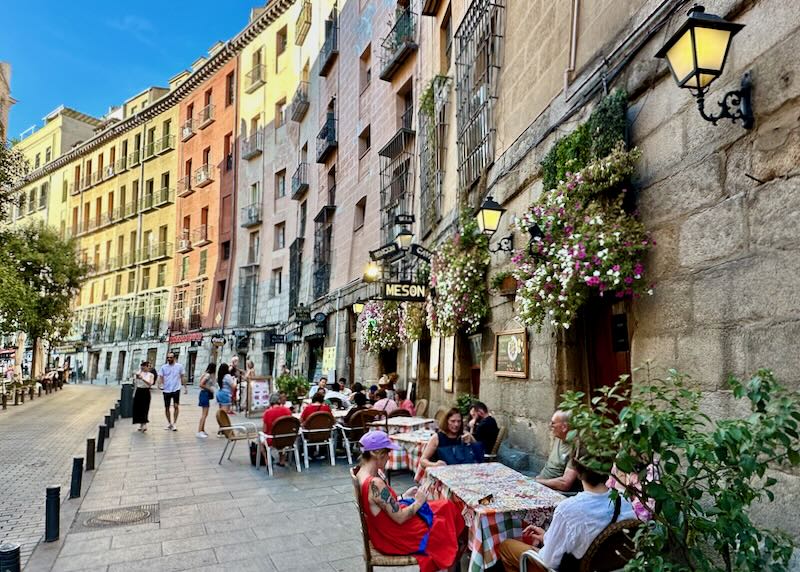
left=171, top=425, right=178, bottom=432
left=165, top=424, right=173, bottom=430
left=196, top=431, right=208, bottom=438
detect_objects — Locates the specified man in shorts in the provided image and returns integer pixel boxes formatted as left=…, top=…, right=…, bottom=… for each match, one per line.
left=157, top=352, right=186, bottom=431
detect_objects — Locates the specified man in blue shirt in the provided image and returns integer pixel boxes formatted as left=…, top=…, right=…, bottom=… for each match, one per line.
left=157, top=352, right=186, bottom=431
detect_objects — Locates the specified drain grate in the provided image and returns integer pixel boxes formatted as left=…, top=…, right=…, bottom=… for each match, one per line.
left=70, top=504, right=159, bottom=533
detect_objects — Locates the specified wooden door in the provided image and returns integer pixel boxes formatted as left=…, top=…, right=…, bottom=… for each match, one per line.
left=583, top=299, right=631, bottom=398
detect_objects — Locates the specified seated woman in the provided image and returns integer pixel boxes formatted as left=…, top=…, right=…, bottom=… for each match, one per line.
left=343, top=392, right=369, bottom=425
left=397, top=389, right=416, bottom=416
left=419, top=408, right=482, bottom=472
left=372, top=389, right=397, bottom=414
left=357, top=431, right=465, bottom=572
left=300, top=390, right=332, bottom=424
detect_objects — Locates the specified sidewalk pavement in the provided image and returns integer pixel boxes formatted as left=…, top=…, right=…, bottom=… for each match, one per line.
left=27, top=388, right=417, bottom=572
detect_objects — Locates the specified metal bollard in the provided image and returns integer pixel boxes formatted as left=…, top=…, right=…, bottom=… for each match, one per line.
left=14, top=390, right=19, bottom=405
left=108, top=410, right=115, bottom=428
left=104, top=415, right=112, bottom=433
left=38, top=385, right=42, bottom=397
left=0, top=542, right=21, bottom=572
left=69, top=457, right=83, bottom=499
left=2, top=392, right=6, bottom=410
left=44, top=486, right=60, bottom=542
left=103, top=423, right=110, bottom=440
left=86, top=439, right=95, bottom=471
left=19, top=390, right=24, bottom=403
left=97, top=425, right=106, bottom=452
left=29, top=386, right=34, bottom=400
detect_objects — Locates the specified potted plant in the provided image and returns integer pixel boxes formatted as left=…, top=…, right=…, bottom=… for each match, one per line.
left=490, top=271, right=518, bottom=297
left=275, top=373, right=310, bottom=400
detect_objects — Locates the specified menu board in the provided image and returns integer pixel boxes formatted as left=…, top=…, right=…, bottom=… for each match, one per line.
left=249, top=380, right=270, bottom=415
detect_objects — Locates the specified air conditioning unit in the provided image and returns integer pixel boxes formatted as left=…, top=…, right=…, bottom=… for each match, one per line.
left=179, top=239, right=191, bottom=250
left=182, top=125, right=193, bottom=139
left=196, top=170, right=209, bottom=185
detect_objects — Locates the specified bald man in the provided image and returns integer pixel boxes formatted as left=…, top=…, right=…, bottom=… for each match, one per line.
left=535, top=411, right=579, bottom=492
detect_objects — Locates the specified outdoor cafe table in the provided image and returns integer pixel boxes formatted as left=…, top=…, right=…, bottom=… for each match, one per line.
left=422, top=463, right=565, bottom=572
left=368, top=416, right=436, bottom=434
left=292, top=409, right=348, bottom=420
left=385, top=428, right=434, bottom=472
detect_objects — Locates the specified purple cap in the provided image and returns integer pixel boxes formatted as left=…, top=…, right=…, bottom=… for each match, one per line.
left=359, top=431, right=400, bottom=451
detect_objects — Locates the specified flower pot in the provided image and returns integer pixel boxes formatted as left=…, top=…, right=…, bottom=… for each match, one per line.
left=498, top=275, right=518, bottom=297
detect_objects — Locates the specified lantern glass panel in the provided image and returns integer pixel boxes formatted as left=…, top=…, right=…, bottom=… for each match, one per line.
left=477, top=208, right=501, bottom=235
left=666, top=29, right=696, bottom=86
left=695, top=27, right=731, bottom=76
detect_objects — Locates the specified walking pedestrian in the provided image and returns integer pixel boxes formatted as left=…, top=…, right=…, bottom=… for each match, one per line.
left=132, top=361, right=154, bottom=432
left=216, top=363, right=235, bottom=414
left=197, top=363, right=217, bottom=438
left=230, top=356, right=243, bottom=412
left=157, top=352, right=186, bottom=431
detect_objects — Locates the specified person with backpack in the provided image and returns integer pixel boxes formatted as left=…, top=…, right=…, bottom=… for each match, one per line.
left=196, top=363, right=217, bottom=438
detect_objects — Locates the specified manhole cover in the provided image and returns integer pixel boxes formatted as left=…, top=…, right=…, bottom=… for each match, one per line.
left=70, top=504, right=159, bottom=532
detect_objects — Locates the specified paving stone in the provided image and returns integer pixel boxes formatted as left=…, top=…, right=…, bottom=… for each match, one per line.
left=162, top=528, right=256, bottom=556
left=107, top=548, right=218, bottom=572
left=110, top=523, right=202, bottom=549
left=52, top=542, right=162, bottom=572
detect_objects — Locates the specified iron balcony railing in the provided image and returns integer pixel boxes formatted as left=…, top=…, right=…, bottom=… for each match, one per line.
left=155, top=134, right=175, bottom=154
left=80, top=174, right=93, bottom=190
left=177, top=229, right=192, bottom=253
left=192, top=225, right=211, bottom=246
left=141, top=187, right=174, bottom=211
left=316, top=115, right=338, bottom=163
left=128, top=149, right=141, bottom=167
left=115, top=156, right=128, bottom=173
left=138, top=241, right=173, bottom=263
left=319, top=15, right=339, bottom=77
left=177, top=175, right=193, bottom=197
left=245, top=64, right=266, bottom=93
left=189, top=313, right=202, bottom=330
left=143, top=140, right=157, bottom=161
left=295, top=0, right=312, bottom=45
left=104, top=164, right=116, bottom=180
left=181, top=118, right=194, bottom=141
left=69, top=182, right=80, bottom=196
left=241, top=203, right=262, bottom=227
left=194, top=164, right=214, bottom=188
left=198, top=104, right=215, bottom=128
left=379, top=8, right=418, bottom=81
left=123, top=251, right=138, bottom=267
left=291, top=162, right=309, bottom=200
left=170, top=318, right=186, bottom=333
left=123, top=200, right=138, bottom=219
left=313, top=262, right=331, bottom=299
left=241, top=130, right=264, bottom=160
left=290, top=81, right=310, bottom=122
left=91, top=170, right=103, bottom=186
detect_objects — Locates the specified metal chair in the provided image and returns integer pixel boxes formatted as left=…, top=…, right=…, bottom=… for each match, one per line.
left=300, top=411, right=337, bottom=468
left=414, top=398, right=428, bottom=417
left=340, top=409, right=370, bottom=465
left=388, top=408, right=411, bottom=418
left=258, top=415, right=302, bottom=476
left=360, top=408, right=388, bottom=433
left=484, top=425, right=507, bottom=462
left=216, top=409, right=258, bottom=465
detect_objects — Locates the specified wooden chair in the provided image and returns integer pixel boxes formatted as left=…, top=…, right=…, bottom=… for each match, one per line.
left=340, top=409, right=370, bottom=465
left=300, top=411, right=337, bottom=468
left=414, top=398, right=428, bottom=417
left=360, top=409, right=388, bottom=433
left=388, top=408, right=411, bottom=418
left=216, top=409, right=258, bottom=465
left=350, top=466, right=418, bottom=571
left=520, top=519, right=642, bottom=572
left=434, top=405, right=449, bottom=429
left=258, top=415, right=302, bottom=476
left=484, top=425, right=507, bottom=462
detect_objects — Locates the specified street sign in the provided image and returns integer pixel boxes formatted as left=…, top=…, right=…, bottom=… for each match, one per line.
left=270, top=334, right=286, bottom=344
left=211, top=335, right=226, bottom=347
left=313, top=312, right=327, bottom=323
left=410, top=243, right=433, bottom=262
left=370, top=243, right=400, bottom=261
left=395, top=213, right=415, bottom=225
left=382, top=282, right=427, bottom=301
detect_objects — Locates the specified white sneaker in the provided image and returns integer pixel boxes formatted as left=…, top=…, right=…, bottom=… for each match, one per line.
left=165, top=424, right=173, bottom=430
left=196, top=431, right=208, bottom=438
left=171, top=425, right=178, bottom=431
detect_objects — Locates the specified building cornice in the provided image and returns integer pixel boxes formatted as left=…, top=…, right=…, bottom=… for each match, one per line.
left=15, top=0, right=295, bottom=189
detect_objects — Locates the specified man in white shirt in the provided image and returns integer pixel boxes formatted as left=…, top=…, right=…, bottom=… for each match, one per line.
left=497, top=450, right=635, bottom=571
left=157, top=352, right=186, bottom=431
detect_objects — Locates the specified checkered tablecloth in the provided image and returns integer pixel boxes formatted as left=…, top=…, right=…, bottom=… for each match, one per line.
left=422, top=463, right=564, bottom=571
left=385, top=429, right=434, bottom=471
left=369, top=416, right=436, bottom=434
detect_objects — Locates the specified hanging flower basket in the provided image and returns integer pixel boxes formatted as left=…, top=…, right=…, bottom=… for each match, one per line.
left=358, top=300, right=404, bottom=354
left=512, top=144, right=653, bottom=330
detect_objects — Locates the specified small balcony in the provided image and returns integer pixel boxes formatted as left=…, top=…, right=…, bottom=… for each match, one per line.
left=112, top=206, right=124, bottom=221
left=181, top=118, right=195, bottom=141
left=155, top=134, right=175, bottom=154
left=189, top=313, right=203, bottom=331
left=379, top=8, right=418, bottom=81
left=295, top=0, right=312, bottom=46
left=316, top=116, right=338, bottom=163
left=115, top=156, right=128, bottom=173
left=104, top=164, right=116, bottom=180
left=177, top=230, right=193, bottom=253
left=69, top=182, right=80, bottom=196
left=143, top=140, right=157, bottom=161
left=170, top=318, right=186, bottom=333
left=194, top=164, right=214, bottom=188
left=91, top=171, right=103, bottom=186
left=80, top=174, right=93, bottom=191
left=319, top=17, right=339, bottom=77
left=128, top=149, right=141, bottom=168
left=289, top=81, right=310, bottom=122
left=241, top=130, right=264, bottom=160
left=177, top=175, right=193, bottom=197
left=241, top=203, right=262, bottom=228
left=421, top=0, right=443, bottom=16
left=192, top=225, right=211, bottom=247
left=123, top=200, right=138, bottom=219
left=139, top=241, right=172, bottom=263
left=123, top=252, right=138, bottom=267
left=291, top=162, right=309, bottom=200
left=154, top=187, right=174, bottom=208
left=198, top=104, right=215, bottom=129
left=245, top=64, right=266, bottom=93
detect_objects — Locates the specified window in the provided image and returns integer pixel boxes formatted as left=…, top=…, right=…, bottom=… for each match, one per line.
left=275, top=98, right=287, bottom=128
left=441, top=6, right=453, bottom=73
left=181, top=256, right=189, bottom=281
left=358, top=125, right=371, bottom=158
left=248, top=231, right=260, bottom=263
left=225, top=72, right=235, bottom=106
left=28, top=188, right=36, bottom=213
left=39, top=183, right=49, bottom=209
left=271, top=268, right=283, bottom=295
left=157, top=264, right=166, bottom=287
left=35, top=153, right=41, bottom=169
left=224, top=133, right=233, bottom=171
left=275, top=169, right=286, bottom=198
left=276, top=26, right=288, bottom=61
left=115, top=274, right=122, bottom=296
left=354, top=196, right=367, bottom=230
left=45, top=147, right=52, bottom=163
left=222, top=240, right=231, bottom=260
left=360, top=45, right=371, bottom=93
left=128, top=271, right=136, bottom=293
left=202, top=147, right=211, bottom=167
left=299, top=200, right=307, bottom=238
left=142, top=267, right=151, bottom=290
left=274, top=222, right=286, bottom=250
left=199, top=250, right=207, bottom=276
left=218, top=279, right=227, bottom=301
left=62, top=180, right=68, bottom=202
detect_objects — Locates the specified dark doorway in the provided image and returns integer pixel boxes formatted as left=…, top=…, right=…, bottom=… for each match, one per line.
left=581, top=298, right=631, bottom=399
left=116, top=351, right=127, bottom=382
left=380, top=348, right=398, bottom=375
left=308, top=339, right=324, bottom=382
left=187, top=351, right=198, bottom=385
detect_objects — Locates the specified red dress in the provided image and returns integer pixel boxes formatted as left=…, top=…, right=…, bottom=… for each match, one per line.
left=361, top=476, right=464, bottom=572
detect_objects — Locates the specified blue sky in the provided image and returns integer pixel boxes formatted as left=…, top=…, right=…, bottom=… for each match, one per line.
left=3, top=0, right=261, bottom=140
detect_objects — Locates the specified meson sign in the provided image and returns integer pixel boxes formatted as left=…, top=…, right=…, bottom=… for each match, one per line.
left=383, top=282, right=427, bottom=301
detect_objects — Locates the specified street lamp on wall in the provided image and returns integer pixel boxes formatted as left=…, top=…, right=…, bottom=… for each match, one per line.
left=352, top=301, right=365, bottom=315
left=395, top=228, right=414, bottom=250
left=656, top=5, right=753, bottom=129
left=363, top=261, right=381, bottom=283
left=476, top=195, right=514, bottom=253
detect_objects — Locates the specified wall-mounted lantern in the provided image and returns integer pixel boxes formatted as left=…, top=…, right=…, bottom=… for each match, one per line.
left=476, top=195, right=513, bottom=253
left=395, top=228, right=414, bottom=250
left=352, top=301, right=365, bottom=315
left=655, top=5, right=753, bottom=129
left=363, top=261, right=381, bottom=283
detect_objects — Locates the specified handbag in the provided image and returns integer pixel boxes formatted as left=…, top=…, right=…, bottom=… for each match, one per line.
left=436, top=442, right=484, bottom=466
left=249, top=442, right=268, bottom=466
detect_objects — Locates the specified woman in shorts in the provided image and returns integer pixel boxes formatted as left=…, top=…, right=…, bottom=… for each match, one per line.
left=197, top=363, right=217, bottom=438
left=215, top=363, right=235, bottom=413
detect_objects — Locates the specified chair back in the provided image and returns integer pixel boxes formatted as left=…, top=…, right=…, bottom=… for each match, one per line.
left=388, top=408, right=411, bottom=418
left=216, top=409, right=234, bottom=439
left=328, top=397, right=344, bottom=409
left=360, top=409, right=387, bottom=432
left=302, top=411, right=335, bottom=444
left=415, top=398, right=428, bottom=417
left=491, top=425, right=507, bottom=456
left=343, top=410, right=369, bottom=441
left=350, top=466, right=373, bottom=565
left=579, top=519, right=642, bottom=572
left=434, top=405, right=448, bottom=429
left=270, top=415, right=302, bottom=449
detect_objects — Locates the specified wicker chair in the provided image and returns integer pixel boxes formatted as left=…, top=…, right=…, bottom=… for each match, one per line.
left=414, top=398, right=428, bottom=417
left=520, top=518, right=642, bottom=572
left=215, top=410, right=258, bottom=465
left=388, top=408, right=412, bottom=418
left=258, top=415, right=302, bottom=476
left=433, top=405, right=449, bottom=429
left=484, top=425, right=507, bottom=462
left=360, top=409, right=388, bottom=433
left=350, top=466, right=418, bottom=571
left=300, top=411, right=337, bottom=468
left=340, top=409, right=370, bottom=465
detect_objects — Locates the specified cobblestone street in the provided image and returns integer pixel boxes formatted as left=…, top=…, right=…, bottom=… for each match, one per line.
left=0, top=384, right=119, bottom=567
